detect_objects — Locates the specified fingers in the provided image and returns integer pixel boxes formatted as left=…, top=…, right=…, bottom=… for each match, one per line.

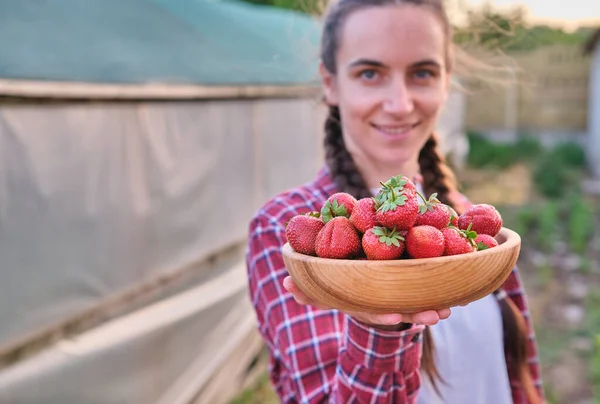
left=408, top=310, right=439, bottom=325
left=404, top=308, right=452, bottom=326
left=437, top=308, right=452, bottom=320
left=351, top=313, right=404, bottom=326
left=283, top=276, right=328, bottom=310
left=283, top=276, right=309, bottom=304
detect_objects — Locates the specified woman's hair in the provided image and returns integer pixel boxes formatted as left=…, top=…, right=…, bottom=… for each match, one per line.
left=320, top=0, right=540, bottom=402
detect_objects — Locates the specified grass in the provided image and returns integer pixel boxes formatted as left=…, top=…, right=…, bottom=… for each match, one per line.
left=229, top=372, right=277, bottom=404
left=466, top=131, right=587, bottom=200
left=584, top=291, right=600, bottom=402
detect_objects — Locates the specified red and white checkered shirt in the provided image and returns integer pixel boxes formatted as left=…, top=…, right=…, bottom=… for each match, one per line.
left=246, top=166, right=543, bottom=403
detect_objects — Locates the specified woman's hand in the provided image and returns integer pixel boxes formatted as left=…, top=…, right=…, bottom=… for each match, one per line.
left=283, top=276, right=451, bottom=329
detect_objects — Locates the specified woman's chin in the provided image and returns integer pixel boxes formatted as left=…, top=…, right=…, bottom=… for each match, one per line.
left=375, top=149, right=418, bottom=167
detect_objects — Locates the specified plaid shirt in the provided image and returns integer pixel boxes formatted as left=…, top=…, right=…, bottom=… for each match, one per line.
left=246, top=166, right=543, bottom=403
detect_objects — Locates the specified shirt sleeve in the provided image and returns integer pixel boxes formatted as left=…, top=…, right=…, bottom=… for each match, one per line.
left=246, top=214, right=426, bottom=403
left=501, top=265, right=545, bottom=403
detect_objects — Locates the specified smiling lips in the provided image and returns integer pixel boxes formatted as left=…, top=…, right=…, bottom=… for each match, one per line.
left=372, top=123, right=420, bottom=139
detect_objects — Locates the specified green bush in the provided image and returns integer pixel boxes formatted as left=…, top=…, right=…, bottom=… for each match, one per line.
left=465, top=133, right=587, bottom=199
left=532, top=152, right=571, bottom=198
left=537, top=201, right=559, bottom=251
left=551, top=141, right=586, bottom=168
left=567, top=193, right=594, bottom=254
left=515, top=204, right=538, bottom=238
left=513, top=135, right=543, bottom=160
left=466, top=132, right=520, bottom=168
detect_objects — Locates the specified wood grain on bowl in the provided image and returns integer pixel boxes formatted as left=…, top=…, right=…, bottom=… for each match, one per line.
left=281, top=227, right=521, bottom=314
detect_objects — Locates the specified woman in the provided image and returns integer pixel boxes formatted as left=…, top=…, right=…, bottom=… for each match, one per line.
left=246, top=0, right=544, bottom=402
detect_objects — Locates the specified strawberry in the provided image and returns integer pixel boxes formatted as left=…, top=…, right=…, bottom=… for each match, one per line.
left=414, top=192, right=452, bottom=229
left=442, top=226, right=477, bottom=256
left=320, top=192, right=357, bottom=223
left=362, top=226, right=405, bottom=260
left=374, top=175, right=419, bottom=231
left=285, top=212, right=324, bottom=256
left=405, top=225, right=445, bottom=258
left=315, top=216, right=361, bottom=259
left=448, top=206, right=459, bottom=227
left=349, top=197, right=378, bottom=233
left=475, top=234, right=499, bottom=250
left=458, top=204, right=503, bottom=236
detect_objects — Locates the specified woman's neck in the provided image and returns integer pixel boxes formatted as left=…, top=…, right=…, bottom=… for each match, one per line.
left=354, top=155, right=421, bottom=190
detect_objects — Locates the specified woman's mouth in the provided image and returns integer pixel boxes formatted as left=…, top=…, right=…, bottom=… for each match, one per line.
left=371, top=123, right=419, bottom=140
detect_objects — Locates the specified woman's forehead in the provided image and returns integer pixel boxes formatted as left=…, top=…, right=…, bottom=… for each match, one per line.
left=337, top=5, right=446, bottom=66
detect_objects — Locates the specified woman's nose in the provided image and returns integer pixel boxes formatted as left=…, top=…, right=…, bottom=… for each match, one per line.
left=382, top=80, right=414, bottom=115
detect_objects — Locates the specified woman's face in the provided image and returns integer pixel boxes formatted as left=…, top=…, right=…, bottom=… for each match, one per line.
left=321, top=4, right=451, bottom=169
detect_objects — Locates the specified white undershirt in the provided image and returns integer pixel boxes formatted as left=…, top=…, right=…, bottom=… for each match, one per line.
left=370, top=184, right=512, bottom=403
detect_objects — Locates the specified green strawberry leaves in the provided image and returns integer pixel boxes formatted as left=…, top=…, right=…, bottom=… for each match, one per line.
left=385, top=175, right=408, bottom=190
left=285, top=211, right=321, bottom=227
left=377, top=195, right=408, bottom=213
left=321, top=200, right=348, bottom=223
left=375, top=176, right=411, bottom=212
left=417, top=192, right=440, bottom=214
left=449, top=213, right=457, bottom=225
left=447, top=222, right=478, bottom=247
left=477, top=241, right=489, bottom=251
left=372, top=226, right=405, bottom=247
left=463, top=223, right=478, bottom=240
left=461, top=223, right=478, bottom=247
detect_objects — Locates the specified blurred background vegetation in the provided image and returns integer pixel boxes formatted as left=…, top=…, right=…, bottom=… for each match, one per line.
left=241, top=0, right=594, bottom=50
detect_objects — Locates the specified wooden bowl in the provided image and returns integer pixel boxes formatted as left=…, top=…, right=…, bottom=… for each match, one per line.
left=282, top=227, right=521, bottom=313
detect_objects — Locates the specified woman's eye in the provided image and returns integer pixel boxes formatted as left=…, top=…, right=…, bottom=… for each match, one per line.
left=359, top=69, right=379, bottom=81
left=413, top=69, right=434, bottom=80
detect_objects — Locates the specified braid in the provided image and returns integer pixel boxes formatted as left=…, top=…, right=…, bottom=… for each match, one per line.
left=418, top=133, right=462, bottom=212
left=323, top=106, right=373, bottom=199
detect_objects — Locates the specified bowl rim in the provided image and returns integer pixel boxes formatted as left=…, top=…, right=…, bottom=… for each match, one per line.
left=282, top=226, right=521, bottom=265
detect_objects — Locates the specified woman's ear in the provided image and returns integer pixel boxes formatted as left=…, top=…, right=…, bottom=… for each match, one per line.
left=319, top=62, right=339, bottom=106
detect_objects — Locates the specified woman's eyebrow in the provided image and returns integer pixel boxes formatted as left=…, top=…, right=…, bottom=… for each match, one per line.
left=348, top=58, right=387, bottom=69
left=412, top=59, right=442, bottom=68
left=348, top=58, right=442, bottom=69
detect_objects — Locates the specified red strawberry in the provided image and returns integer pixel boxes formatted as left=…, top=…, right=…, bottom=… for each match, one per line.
left=405, top=225, right=445, bottom=258
left=448, top=206, right=459, bottom=227
left=458, top=204, right=502, bottom=236
left=475, top=234, right=499, bottom=250
left=350, top=197, right=378, bottom=233
left=362, top=226, right=405, bottom=260
left=320, top=192, right=357, bottom=223
left=442, top=227, right=477, bottom=256
left=315, top=216, right=361, bottom=259
left=414, top=192, right=452, bottom=229
left=285, top=212, right=324, bottom=256
left=374, top=175, right=418, bottom=231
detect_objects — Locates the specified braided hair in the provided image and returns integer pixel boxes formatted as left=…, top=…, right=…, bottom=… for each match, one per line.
left=324, top=106, right=373, bottom=200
